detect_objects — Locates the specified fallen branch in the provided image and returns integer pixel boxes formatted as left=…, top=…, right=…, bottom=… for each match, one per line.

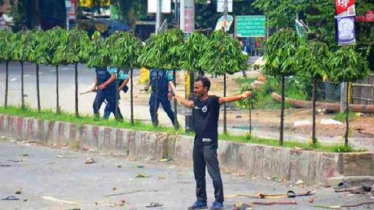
left=252, top=201, right=297, bottom=205
left=227, top=191, right=315, bottom=199
left=104, top=190, right=145, bottom=197
left=314, top=201, right=374, bottom=209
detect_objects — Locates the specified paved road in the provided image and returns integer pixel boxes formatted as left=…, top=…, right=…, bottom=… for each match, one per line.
left=0, top=139, right=372, bottom=210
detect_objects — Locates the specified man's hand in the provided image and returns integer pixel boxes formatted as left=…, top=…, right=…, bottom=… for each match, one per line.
left=168, top=92, right=173, bottom=100
left=173, top=95, right=181, bottom=104
left=91, top=86, right=97, bottom=92
left=98, top=83, right=106, bottom=91
left=241, top=91, right=252, bottom=99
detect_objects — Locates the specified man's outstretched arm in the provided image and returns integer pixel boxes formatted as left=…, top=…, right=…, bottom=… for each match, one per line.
left=174, top=95, right=194, bottom=109
left=218, top=91, right=252, bottom=105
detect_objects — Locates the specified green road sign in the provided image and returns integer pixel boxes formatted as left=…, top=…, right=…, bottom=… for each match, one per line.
left=236, top=16, right=266, bottom=38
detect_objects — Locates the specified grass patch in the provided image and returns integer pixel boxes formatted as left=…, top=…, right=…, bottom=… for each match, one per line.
left=332, top=112, right=357, bottom=122
left=218, top=133, right=356, bottom=153
left=0, top=106, right=180, bottom=135
left=0, top=106, right=357, bottom=153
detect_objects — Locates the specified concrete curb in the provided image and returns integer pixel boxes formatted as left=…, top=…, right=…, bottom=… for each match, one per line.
left=0, top=114, right=373, bottom=185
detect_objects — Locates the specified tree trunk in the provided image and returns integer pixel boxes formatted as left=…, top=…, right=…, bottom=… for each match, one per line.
left=154, top=71, right=159, bottom=127
left=36, top=64, right=41, bottom=112
left=249, top=103, right=252, bottom=136
left=21, top=62, right=25, bottom=109
left=74, top=63, right=79, bottom=117
left=312, top=78, right=317, bottom=144
left=173, top=70, right=179, bottom=130
left=345, top=87, right=349, bottom=146
left=5, top=61, right=9, bottom=108
left=28, top=0, right=40, bottom=29
left=280, top=75, right=285, bottom=146
left=56, top=65, right=60, bottom=113
left=115, top=68, right=120, bottom=121
left=130, top=69, right=134, bottom=124
left=223, top=74, right=227, bottom=134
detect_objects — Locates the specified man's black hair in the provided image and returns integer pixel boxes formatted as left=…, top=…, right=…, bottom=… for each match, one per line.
left=195, top=76, right=211, bottom=91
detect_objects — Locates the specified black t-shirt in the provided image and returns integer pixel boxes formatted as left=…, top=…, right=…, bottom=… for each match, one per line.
left=193, top=95, right=220, bottom=146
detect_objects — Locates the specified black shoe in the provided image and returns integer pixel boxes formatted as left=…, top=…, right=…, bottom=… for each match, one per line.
left=188, top=201, right=208, bottom=210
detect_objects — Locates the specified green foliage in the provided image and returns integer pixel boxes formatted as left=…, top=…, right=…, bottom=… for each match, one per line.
left=179, top=32, right=208, bottom=72
left=333, top=145, right=355, bottom=153
left=333, top=112, right=357, bottom=122
left=236, top=85, right=260, bottom=109
left=198, top=30, right=248, bottom=75
left=9, top=31, right=29, bottom=62
left=25, top=29, right=44, bottom=64
left=0, top=30, right=12, bottom=62
left=38, top=27, right=68, bottom=65
left=104, top=32, right=143, bottom=69
left=139, top=35, right=157, bottom=69
left=139, top=29, right=184, bottom=70
left=236, top=76, right=311, bottom=109
left=263, top=28, right=301, bottom=76
left=295, top=40, right=331, bottom=79
left=285, top=76, right=310, bottom=100
left=328, top=47, right=371, bottom=82
left=53, top=29, right=91, bottom=65
left=86, top=31, right=109, bottom=68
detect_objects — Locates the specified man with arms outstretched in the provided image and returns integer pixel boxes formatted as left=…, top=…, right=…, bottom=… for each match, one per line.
left=174, top=76, right=252, bottom=210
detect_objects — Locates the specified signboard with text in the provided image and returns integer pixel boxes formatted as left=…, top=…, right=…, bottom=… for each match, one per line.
left=337, top=16, right=356, bottom=46
left=236, top=16, right=265, bottom=38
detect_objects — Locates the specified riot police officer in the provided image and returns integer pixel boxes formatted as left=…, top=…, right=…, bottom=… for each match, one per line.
left=144, top=69, right=175, bottom=126
left=92, top=67, right=123, bottom=120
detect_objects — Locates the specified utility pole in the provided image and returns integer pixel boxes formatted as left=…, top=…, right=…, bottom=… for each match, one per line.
left=223, top=0, right=228, bottom=31
left=156, top=0, right=162, bottom=33
left=223, top=0, right=228, bottom=134
left=180, top=0, right=195, bottom=131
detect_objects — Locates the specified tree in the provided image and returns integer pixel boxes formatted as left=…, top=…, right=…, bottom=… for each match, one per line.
left=25, top=29, right=45, bottom=112
left=104, top=32, right=143, bottom=123
left=54, top=29, right=91, bottom=117
left=262, top=28, right=301, bottom=146
left=328, top=47, right=370, bottom=146
left=39, top=27, right=68, bottom=113
left=198, top=30, right=248, bottom=134
left=295, top=40, right=331, bottom=144
left=0, top=30, right=12, bottom=108
left=237, top=87, right=260, bottom=138
left=179, top=32, right=208, bottom=73
left=10, top=31, right=30, bottom=109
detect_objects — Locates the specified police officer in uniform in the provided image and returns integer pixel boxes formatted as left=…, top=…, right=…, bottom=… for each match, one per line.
left=118, top=69, right=130, bottom=93
left=174, top=77, right=252, bottom=210
left=144, top=69, right=175, bottom=126
left=92, top=67, right=123, bottom=120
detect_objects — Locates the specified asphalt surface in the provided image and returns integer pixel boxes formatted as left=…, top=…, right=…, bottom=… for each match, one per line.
left=1, top=138, right=373, bottom=210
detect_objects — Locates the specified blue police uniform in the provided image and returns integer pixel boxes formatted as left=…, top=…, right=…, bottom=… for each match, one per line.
left=118, top=69, right=129, bottom=93
left=149, top=69, right=175, bottom=125
left=93, top=67, right=123, bottom=120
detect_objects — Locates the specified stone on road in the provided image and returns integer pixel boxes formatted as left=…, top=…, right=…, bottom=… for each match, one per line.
left=0, top=140, right=372, bottom=210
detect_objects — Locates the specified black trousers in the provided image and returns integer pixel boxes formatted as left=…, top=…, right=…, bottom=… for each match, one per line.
left=193, top=144, right=224, bottom=203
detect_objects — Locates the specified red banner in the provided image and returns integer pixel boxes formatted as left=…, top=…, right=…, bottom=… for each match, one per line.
left=336, top=0, right=356, bottom=17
